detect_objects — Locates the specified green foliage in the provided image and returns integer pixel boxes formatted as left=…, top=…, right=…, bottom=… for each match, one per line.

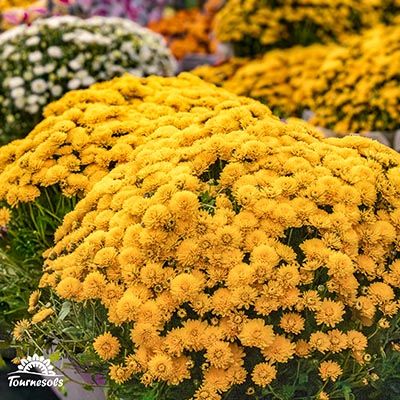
left=0, top=186, right=77, bottom=335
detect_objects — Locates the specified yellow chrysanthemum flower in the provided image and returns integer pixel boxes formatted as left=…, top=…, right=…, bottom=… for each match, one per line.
left=27, top=289, right=40, bottom=313
left=315, top=299, right=345, bottom=327
left=0, top=206, right=10, bottom=227
left=318, top=360, right=343, bottom=382
left=251, top=362, right=277, bottom=387
left=108, top=363, right=132, bottom=384
left=93, top=332, right=121, bottom=360
left=12, top=319, right=31, bottom=341
left=55, top=277, right=82, bottom=301
left=31, top=308, right=54, bottom=324
left=279, top=312, right=305, bottom=335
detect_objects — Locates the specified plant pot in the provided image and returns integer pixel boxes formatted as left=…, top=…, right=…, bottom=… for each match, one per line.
left=42, top=355, right=106, bottom=400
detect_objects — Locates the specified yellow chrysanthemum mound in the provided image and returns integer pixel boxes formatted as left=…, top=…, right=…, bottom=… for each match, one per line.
left=0, top=73, right=263, bottom=207
left=38, top=76, right=400, bottom=397
left=194, top=44, right=334, bottom=118
left=193, top=58, right=248, bottom=87
left=214, top=0, right=381, bottom=56
left=310, top=24, right=400, bottom=134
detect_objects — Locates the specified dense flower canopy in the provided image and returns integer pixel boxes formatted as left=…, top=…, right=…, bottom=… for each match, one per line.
left=214, top=0, right=383, bottom=56
left=30, top=74, right=400, bottom=399
left=194, top=44, right=333, bottom=118
left=0, top=73, right=251, bottom=206
left=310, top=24, right=400, bottom=134
left=192, top=58, right=247, bottom=86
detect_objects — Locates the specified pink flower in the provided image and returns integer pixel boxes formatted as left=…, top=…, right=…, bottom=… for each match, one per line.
left=56, top=0, right=76, bottom=5
left=74, top=0, right=170, bottom=25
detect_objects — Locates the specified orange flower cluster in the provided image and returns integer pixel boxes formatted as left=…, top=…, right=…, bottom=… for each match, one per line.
left=148, top=7, right=217, bottom=60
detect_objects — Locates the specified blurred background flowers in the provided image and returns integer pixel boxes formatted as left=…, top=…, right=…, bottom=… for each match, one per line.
left=0, top=1, right=400, bottom=400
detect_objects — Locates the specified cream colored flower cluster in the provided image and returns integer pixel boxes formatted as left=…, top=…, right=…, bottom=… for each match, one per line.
left=0, top=16, right=176, bottom=140
left=29, top=75, right=400, bottom=399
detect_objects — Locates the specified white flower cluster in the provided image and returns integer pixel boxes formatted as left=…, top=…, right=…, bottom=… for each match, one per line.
left=0, top=16, right=177, bottom=141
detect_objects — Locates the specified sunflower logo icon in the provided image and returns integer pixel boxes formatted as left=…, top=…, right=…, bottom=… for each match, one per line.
left=8, top=353, right=62, bottom=377
left=17, top=354, right=56, bottom=376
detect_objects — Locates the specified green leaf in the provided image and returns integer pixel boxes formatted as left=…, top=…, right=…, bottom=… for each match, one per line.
left=141, top=392, right=157, bottom=400
left=281, top=384, right=295, bottom=397
left=61, top=326, right=81, bottom=335
left=83, top=384, right=95, bottom=392
left=58, top=383, right=68, bottom=396
left=49, top=350, right=62, bottom=363
left=343, top=385, right=354, bottom=400
left=75, top=350, right=100, bottom=368
left=58, top=301, right=71, bottom=321
left=0, top=340, right=12, bottom=350
left=0, top=354, right=7, bottom=369
left=298, top=372, right=308, bottom=384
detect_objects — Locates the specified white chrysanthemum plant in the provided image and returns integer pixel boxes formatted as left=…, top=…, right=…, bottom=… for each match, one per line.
left=0, top=16, right=177, bottom=141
